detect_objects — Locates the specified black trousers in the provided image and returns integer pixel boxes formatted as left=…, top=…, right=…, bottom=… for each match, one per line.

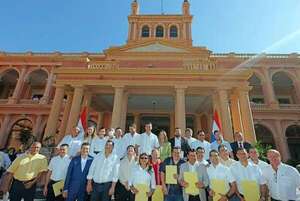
left=9, top=179, right=36, bottom=201
left=188, top=195, right=200, bottom=201
left=114, top=181, right=134, bottom=201
left=46, top=180, right=64, bottom=201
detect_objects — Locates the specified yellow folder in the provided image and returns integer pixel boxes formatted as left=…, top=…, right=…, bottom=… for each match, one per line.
left=152, top=185, right=164, bottom=201
left=184, top=172, right=199, bottom=196
left=166, top=165, right=177, bottom=184
left=210, top=179, right=227, bottom=201
left=135, top=184, right=149, bottom=201
left=241, top=180, right=260, bottom=201
left=52, top=180, right=64, bottom=197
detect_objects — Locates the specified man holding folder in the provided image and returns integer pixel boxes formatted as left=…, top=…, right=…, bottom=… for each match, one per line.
left=179, top=149, right=209, bottom=201
left=207, top=150, right=236, bottom=201
left=230, top=148, right=267, bottom=201
left=44, top=144, right=71, bottom=201
left=160, top=146, right=185, bottom=201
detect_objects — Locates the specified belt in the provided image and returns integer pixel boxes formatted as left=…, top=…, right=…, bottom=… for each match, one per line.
left=14, top=178, right=35, bottom=184
left=94, top=181, right=112, bottom=185
left=271, top=198, right=295, bottom=201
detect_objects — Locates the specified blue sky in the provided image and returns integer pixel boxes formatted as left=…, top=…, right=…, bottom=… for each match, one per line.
left=0, top=0, right=300, bottom=53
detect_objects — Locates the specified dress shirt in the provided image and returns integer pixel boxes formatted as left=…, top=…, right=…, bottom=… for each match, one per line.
left=207, top=163, right=235, bottom=193
left=0, top=151, right=11, bottom=169
left=220, top=158, right=237, bottom=167
left=237, top=141, right=244, bottom=149
left=191, top=140, right=211, bottom=160
left=112, top=137, right=125, bottom=159
left=210, top=140, right=232, bottom=152
left=58, top=134, right=83, bottom=157
left=230, top=162, right=266, bottom=195
left=186, top=137, right=197, bottom=147
left=188, top=161, right=199, bottom=172
left=129, top=165, right=156, bottom=190
left=122, top=132, right=140, bottom=149
left=7, top=153, right=48, bottom=181
left=118, top=156, right=137, bottom=185
left=174, top=137, right=182, bottom=148
left=248, top=159, right=269, bottom=172
left=198, top=159, right=209, bottom=166
left=87, top=153, right=119, bottom=183
left=48, top=155, right=71, bottom=181
left=263, top=163, right=300, bottom=200
left=138, top=132, right=159, bottom=155
left=89, top=136, right=108, bottom=157
left=81, top=157, right=87, bottom=172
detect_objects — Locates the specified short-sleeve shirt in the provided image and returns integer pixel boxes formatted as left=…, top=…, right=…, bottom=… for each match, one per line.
left=8, top=153, right=48, bottom=181
left=207, top=163, right=235, bottom=193
left=48, top=155, right=71, bottom=181
left=230, top=162, right=266, bottom=195
left=159, top=157, right=185, bottom=195
left=138, top=132, right=159, bottom=155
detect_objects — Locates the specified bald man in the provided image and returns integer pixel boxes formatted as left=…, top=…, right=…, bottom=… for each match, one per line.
left=264, top=149, right=300, bottom=201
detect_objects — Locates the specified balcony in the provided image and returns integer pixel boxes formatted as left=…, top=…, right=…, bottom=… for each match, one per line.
left=251, top=102, right=300, bottom=111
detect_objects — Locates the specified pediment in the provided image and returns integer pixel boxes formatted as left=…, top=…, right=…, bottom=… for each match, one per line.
left=125, top=42, right=188, bottom=53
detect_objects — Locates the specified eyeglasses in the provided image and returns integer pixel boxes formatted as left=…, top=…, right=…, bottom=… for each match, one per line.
left=140, top=157, right=148, bottom=160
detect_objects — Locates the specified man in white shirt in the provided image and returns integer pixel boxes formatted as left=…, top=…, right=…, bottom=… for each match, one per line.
left=87, top=140, right=120, bottom=201
left=90, top=127, right=108, bottom=157
left=138, top=122, right=159, bottom=155
left=116, top=145, right=137, bottom=201
left=230, top=148, right=267, bottom=201
left=57, top=126, right=84, bottom=158
left=218, top=145, right=237, bottom=168
left=113, top=127, right=125, bottom=159
left=196, top=147, right=209, bottom=167
left=185, top=128, right=197, bottom=147
left=122, top=123, right=140, bottom=153
left=207, top=150, right=236, bottom=200
left=248, top=147, right=269, bottom=172
left=264, top=149, right=300, bottom=201
left=191, top=130, right=211, bottom=161
left=44, top=144, right=71, bottom=201
left=210, top=130, right=233, bottom=158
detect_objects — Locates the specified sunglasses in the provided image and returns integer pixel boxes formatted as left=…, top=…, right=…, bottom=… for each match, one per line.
left=140, top=157, right=148, bottom=160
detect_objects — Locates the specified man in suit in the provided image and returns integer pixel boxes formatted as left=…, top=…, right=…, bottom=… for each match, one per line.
left=63, top=142, right=93, bottom=201
left=169, top=128, right=190, bottom=158
left=179, top=149, right=209, bottom=201
left=230, top=132, right=252, bottom=160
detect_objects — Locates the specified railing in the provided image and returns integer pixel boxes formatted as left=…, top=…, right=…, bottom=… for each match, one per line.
left=251, top=103, right=300, bottom=110
left=212, top=53, right=300, bottom=59
left=0, top=99, right=8, bottom=104
left=19, top=99, right=40, bottom=104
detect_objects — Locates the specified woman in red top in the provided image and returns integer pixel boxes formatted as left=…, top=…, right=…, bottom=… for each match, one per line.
left=150, top=148, right=161, bottom=185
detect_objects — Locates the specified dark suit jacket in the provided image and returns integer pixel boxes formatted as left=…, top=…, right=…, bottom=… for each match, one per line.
left=63, top=155, right=93, bottom=200
left=230, top=141, right=252, bottom=160
left=169, top=137, right=190, bottom=157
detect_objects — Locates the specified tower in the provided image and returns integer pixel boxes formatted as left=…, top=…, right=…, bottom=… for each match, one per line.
left=127, top=0, right=193, bottom=46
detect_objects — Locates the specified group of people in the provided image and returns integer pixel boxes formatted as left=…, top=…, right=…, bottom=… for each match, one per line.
left=2, top=122, right=300, bottom=201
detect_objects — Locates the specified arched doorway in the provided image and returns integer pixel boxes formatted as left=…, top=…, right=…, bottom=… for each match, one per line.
left=254, top=123, right=275, bottom=148
left=248, top=74, right=264, bottom=104
left=0, top=69, right=19, bottom=99
left=7, top=118, right=34, bottom=150
left=272, top=72, right=295, bottom=104
left=23, top=69, right=48, bottom=100
left=285, top=125, right=300, bottom=161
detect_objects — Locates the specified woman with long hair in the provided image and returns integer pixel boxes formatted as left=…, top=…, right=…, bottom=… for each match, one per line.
left=129, top=153, right=156, bottom=201
left=84, top=125, right=97, bottom=144
left=158, top=130, right=171, bottom=161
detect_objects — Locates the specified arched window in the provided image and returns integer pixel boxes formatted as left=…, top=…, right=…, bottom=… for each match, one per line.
left=156, top=26, right=164, bottom=37
left=141, top=25, right=150, bottom=37
left=254, top=124, right=275, bottom=148
left=170, top=25, right=178, bottom=38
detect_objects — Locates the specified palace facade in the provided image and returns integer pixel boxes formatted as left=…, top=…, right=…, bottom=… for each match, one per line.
left=0, top=0, right=299, bottom=162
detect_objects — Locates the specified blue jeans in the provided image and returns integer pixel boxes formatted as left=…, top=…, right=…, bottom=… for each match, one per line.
left=165, top=194, right=184, bottom=201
